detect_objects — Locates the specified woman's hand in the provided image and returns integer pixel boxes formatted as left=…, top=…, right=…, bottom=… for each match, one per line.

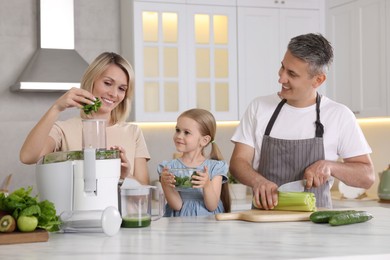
left=20, top=88, right=95, bottom=165
left=53, top=87, right=96, bottom=112
left=191, top=166, right=211, bottom=189
left=110, top=146, right=130, bottom=179
left=160, top=168, right=176, bottom=189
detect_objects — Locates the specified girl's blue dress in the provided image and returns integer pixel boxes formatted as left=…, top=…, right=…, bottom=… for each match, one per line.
left=157, top=158, right=228, bottom=217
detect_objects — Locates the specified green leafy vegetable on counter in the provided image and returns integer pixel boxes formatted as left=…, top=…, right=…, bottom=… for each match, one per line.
left=83, top=97, right=102, bottom=114
left=0, top=187, right=61, bottom=232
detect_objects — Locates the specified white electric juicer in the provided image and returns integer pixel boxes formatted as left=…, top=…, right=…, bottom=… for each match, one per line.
left=36, top=119, right=121, bottom=215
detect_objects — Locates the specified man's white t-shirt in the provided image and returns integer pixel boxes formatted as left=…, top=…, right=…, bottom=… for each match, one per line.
left=231, top=94, right=372, bottom=169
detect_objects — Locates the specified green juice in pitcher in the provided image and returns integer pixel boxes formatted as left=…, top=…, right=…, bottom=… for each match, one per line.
left=121, top=215, right=151, bottom=228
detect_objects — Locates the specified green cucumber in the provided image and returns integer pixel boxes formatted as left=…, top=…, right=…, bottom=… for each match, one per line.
left=328, top=211, right=373, bottom=226
left=309, top=210, right=358, bottom=223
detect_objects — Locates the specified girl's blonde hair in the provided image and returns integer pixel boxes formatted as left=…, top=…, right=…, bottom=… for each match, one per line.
left=80, top=52, right=135, bottom=123
left=178, top=108, right=231, bottom=212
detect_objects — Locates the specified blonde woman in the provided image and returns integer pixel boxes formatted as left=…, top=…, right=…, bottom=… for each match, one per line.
left=20, top=52, right=150, bottom=184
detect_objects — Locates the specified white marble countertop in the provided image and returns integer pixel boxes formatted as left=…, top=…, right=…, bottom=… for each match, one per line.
left=1, top=200, right=390, bottom=260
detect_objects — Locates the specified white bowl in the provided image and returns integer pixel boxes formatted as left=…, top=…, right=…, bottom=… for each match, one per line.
left=338, top=181, right=366, bottom=199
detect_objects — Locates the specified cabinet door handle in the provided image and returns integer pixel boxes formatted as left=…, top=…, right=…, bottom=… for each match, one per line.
left=274, top=0, right=279, bottom=3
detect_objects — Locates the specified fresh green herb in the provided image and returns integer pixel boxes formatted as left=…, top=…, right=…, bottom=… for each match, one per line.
left=228, top=172, right=239, bottom=184
left=83, top=97, right=102, bottom=114
left=0, top=187, right=61, bottom=232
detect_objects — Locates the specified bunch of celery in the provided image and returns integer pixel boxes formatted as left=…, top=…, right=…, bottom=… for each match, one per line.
left=253, top=191, right=317, bottom=212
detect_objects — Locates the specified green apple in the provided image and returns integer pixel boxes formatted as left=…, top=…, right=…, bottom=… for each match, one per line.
left=17, top=216, right=38, bottom=232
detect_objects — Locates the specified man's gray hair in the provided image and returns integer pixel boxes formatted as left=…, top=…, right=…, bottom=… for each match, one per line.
left=288, top=33, right=333, bottom=77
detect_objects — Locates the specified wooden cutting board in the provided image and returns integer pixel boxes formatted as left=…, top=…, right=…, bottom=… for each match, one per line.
left=215, top=209, right=312, bottom=222
left=0, top=229, right=49, bottom=245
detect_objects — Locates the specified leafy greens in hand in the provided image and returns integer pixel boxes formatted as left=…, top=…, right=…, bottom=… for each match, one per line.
left=83, top=97, right=102, bottom=114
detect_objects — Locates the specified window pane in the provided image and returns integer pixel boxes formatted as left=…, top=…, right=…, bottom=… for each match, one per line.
left=196, top=48, right=210, bottom=78
left=162, top=12, right=178, bottom=43
left=215, top=49, right=228, bottom=78
left=197, top=82, right=210, bottom=110
left=144, top=82, right=159, bottom=112
left=142, top=12, right=158, bottom=42
left=164, top=82, right=179, bottom=112
left=164, top=47, right=178, bottom=77
left=144, top=47, right=159, bottom=77
left=215, top=83, right=229, bottom=111
left=214, top=15, right=228, bottom=44
left=195, top=14, right=210, bottom=44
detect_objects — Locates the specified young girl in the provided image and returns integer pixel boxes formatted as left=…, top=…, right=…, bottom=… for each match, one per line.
left=158, top=108, right=230, bottom=216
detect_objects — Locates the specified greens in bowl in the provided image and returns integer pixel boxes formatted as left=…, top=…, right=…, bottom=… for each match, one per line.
left=169, top=168, right=200, bottom=190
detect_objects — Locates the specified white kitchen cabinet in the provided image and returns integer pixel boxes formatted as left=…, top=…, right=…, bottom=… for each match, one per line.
left=239, top=0, right=321, bottom=9
left=326, top=0, right=387, bottom=117
left=237, top=0, right=324, bottom=118
left=121, top=0, right=237, bottom=122
left=388, top=0, right=390, bottom=110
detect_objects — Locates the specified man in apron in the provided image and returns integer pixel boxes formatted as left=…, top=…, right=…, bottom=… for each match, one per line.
left=230, top=33, right=375, bottom=209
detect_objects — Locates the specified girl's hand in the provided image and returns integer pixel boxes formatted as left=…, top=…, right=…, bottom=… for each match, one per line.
left=160, top=168, right=176, bottom=188
left=110, top=146, right=130, bottom=179
left=191, top=166, right=211, bottom=189
left=53, top=87, right=96, bottom=112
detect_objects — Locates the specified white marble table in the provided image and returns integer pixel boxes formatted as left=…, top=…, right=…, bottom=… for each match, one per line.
left=0, top=204, right=390, bottom=260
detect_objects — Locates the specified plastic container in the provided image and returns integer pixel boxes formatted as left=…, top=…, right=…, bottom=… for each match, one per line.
left=59, top=206, right=122, bottom=236
left=120, top=178, right=164, bottom=228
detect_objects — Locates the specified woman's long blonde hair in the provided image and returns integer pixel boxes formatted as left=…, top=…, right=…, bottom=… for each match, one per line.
left=80, top=52, right=135, bottom=123
left=178, top=108, right=231, bottom=212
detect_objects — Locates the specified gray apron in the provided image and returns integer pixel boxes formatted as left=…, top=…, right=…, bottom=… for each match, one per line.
left=258, top=94, right=332, bottom=208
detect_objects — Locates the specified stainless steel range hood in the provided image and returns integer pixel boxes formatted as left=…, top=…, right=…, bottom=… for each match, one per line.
left=11, top=0, right=88, bottom=92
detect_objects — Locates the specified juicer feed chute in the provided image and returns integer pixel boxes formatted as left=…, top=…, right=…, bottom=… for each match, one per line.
left=82, top=119, right=107, bottom=195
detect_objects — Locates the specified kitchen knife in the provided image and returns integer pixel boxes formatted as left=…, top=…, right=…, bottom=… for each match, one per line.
left=278, top=180, right=306, bottom=192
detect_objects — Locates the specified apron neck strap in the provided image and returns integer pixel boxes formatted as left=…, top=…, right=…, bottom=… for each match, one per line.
left=264, top=93, right=324, bottom=137
left=264, top=98, right=287, bottom=136
left=315, top=93, right=324, bottom=138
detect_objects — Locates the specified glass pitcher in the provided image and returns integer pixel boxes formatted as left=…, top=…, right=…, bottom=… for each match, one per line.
left=120, top=185, right=164, bottom=228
